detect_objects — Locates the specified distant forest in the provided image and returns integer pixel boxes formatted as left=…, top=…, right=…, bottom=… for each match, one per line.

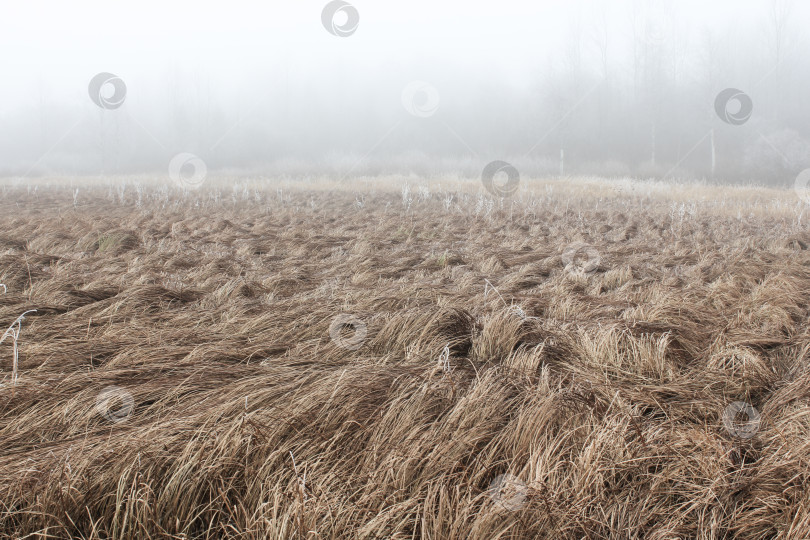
left=1, top=1, right=807, bottom=185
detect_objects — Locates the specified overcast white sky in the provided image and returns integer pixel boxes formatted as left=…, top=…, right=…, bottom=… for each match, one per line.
left=0, top=0, right=806, bottom=181
left=0, top=0, right=804, bottom=112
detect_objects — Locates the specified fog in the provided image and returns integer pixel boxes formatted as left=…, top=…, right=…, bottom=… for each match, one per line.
left=1, top=0, right=808, bottom=184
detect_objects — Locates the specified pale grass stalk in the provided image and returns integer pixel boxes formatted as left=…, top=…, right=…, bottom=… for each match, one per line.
left=0, top=309, right=37, bottom=386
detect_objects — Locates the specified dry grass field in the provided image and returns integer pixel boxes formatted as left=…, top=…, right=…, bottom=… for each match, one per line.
left=2, top=176, right=810, bottom=539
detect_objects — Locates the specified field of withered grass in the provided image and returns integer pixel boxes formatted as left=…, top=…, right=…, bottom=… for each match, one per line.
left=1, top=176, right=810, bottom=539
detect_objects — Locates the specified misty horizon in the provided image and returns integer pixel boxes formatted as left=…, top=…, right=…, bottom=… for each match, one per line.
left=2, top=0, right=808, bottom=185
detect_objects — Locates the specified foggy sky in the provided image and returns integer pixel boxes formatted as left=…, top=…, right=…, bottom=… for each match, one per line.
left=1, top=0, right=808, bottom=182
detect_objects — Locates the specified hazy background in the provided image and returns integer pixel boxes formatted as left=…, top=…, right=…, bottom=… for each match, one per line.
left=1, top=0, right=808, bottom=184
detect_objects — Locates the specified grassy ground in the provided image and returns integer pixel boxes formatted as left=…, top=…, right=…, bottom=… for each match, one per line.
left=1, top=177, right=809, bottom=538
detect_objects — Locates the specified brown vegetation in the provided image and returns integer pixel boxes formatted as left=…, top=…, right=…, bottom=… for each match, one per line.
left=1, top=178, right=809, bottom=538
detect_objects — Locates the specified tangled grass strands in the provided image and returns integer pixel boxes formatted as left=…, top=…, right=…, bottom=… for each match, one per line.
left=0, top=176, right=808, bottom=538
